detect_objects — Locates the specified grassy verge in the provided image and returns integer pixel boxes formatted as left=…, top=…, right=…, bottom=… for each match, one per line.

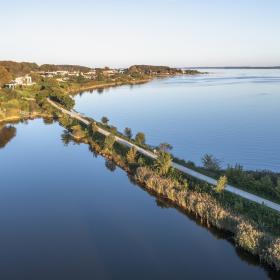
left=173, top=157, right=280, bottom=205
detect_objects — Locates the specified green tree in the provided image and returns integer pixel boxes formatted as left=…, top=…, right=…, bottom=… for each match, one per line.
left=202, top=154, right=221, bottom=171
left=124, top=127, right=132, bottom=139
left=101, top=116, right=109, bottom=125
left=159, top=142, right=173, bottom=152
left=90, top=122, right=98, bottom=135
left=59, top=114, right=73, bottom=128
left=276, top=178, right=280, bottom=198
left=215, top=176, right=228, bottom=193
left=126, top=146, right=137, bottom=164
left=49, top=92, right=74, bottom=110
left=0, top=66, right=12, bottom=87
left=226, top=164, right=244, bottom=184
left=71, top=125, right=86, bottom=139
left=104, top=133, right=115, bottom=151
left=135, top=132, right=145, bottom=145
left=110, top=126, right=117, bottom=134
left=154, top=151, right=172, bottom=176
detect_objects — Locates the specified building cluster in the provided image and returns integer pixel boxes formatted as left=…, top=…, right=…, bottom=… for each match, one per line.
left=2, top=68, right=127, bottom=89
left=38, top=68, right=126, bottom=81
left=4, top=75, right=34, bottom=89
left=38, top=70, right=82, bottom=78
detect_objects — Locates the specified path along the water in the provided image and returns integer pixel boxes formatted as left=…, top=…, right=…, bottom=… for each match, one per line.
left=47, top=98, right=280, bottom=213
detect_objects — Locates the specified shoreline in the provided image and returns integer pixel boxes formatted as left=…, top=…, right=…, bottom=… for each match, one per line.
left=0, top=113, right=52, bottom=124
left=1, top=78, right=280, bottom=271
left=67, top=78, right=154, bottom=95
left=46, top=98, right=280, bottom=270
left=58, top=126, right=280, bottom=272
left=67, top=73, right=193, bottom=95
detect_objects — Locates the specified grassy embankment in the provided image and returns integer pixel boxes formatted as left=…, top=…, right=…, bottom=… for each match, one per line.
left=45, top=103, right=280, bottom=271
left=173, top=157, right=280, bottom=205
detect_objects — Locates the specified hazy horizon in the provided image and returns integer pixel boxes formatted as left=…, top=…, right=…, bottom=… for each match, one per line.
left=1, top=0, right=280, bottom=67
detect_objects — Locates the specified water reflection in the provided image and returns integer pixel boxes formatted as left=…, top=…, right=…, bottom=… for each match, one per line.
left=0, top=125, right=16, bottom=149
left=61, top=130, right=72, bottom=146
left=105, top=160, right=117, bottom=172
left=0, top=118, right=279, bottom=279
left=97, top=88, right=104, bottom=94
left=75, top=133, right=280, bottom=279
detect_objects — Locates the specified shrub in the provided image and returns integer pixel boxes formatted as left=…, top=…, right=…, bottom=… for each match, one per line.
left=71, top=125, right=86, bottom=139
left=266, top=239, right=280, bottom=270
left=215, top=176, right=228, bottom=193
left=235, top=222, right=263, bottom=254
left=104, top=133, right=115, bottom=151
left=127, top=146, right=137, bottom=164
left=154, top=151, right=172, bottom=176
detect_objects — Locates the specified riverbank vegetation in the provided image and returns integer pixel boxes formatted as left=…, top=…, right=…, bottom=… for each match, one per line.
left=173, top=155, right=280, bottom=204
left=51, top=110, right=280, bottom=271
left=0, top=61, right=197, bottom=122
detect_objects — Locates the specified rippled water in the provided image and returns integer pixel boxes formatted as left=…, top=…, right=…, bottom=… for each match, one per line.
left=74, top=69, right=280, bottom=171
left=0, top=119, right=279, bottom=279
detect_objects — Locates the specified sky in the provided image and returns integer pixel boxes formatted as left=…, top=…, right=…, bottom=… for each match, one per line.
left=1, top=0, right=280, bottom=67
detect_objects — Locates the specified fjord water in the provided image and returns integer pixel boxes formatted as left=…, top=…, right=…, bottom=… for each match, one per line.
left=74, top=69, right=280, bottom=171
left=0, top=120, right=279, bottom=279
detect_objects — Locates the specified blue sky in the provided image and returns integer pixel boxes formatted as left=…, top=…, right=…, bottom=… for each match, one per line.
left=1, top=0, right=279, bottom=67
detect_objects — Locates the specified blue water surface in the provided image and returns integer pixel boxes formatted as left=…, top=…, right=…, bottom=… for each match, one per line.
left=74, top=69, right=280, bottom=171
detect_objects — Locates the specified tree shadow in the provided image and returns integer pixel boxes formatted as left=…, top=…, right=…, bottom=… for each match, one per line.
left=0, top=125, right=16, bottom=149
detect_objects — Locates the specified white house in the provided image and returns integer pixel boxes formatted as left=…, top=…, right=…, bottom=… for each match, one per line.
left=15, top=75, right=33, bottom=85
left=4, top=81, right=17, bottom=89
left=4, top=75, right=33, bottom=89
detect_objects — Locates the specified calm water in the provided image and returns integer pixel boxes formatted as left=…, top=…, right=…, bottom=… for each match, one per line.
left=0, top=119, right=279, bottom=279
left=74, top=69, right=280, bottom=172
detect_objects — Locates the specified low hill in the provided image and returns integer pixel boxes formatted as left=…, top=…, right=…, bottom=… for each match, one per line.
left=39, top=64, right=92, bottom=73
left=0, top=66, right=13, bottom=87
left=0, top=61, right=39, bottom=77
left=128, top=65, right=181, bottom=75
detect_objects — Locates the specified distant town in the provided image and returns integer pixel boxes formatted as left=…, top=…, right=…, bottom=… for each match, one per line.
left=0, top=61, right=198, bottom=91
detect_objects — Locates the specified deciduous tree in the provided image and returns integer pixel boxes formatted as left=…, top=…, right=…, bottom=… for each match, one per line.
left=154, top=152, right=172, bottom=176
left=135, top=132, right=145, bottom=145
left=202, top=154, right=221, bottom=171
left=101, top=116, right=109, bottom=125
left=124, top=127, right=132, bottom=139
